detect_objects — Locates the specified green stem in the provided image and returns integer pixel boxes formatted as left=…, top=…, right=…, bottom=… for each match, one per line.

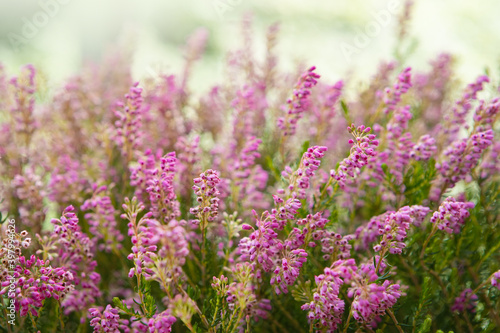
left=472, top=272, right=496, bottom=295
left=3, top=307, right=12, bottom=333
left=211, top=298, right=220, bottom=327
left=386, top=309, right=404, bottom=333
left=420, top=224, right=438, bottom=259
left=475, top=238, right=500, bottom=270
left=56, top=301, right=65, bottom=330
left=28, top=311, right=37, bottom=330
left=176, top=283, right=213, bottom=333
left=375, top=249, right=387, bottom=275
left=274, top=297, right=305, bottom=333
left=343, top=308, right=353, bottom=333
left=225, top=308, right=240, bottom=333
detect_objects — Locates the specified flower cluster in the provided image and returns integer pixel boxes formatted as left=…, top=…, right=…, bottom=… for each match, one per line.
left=410, top=134, right=437, bottom=160
left=349, top=279, right=402, bottom=324
left=281, top=145, right=327, bottom=199
left=330, top=125, right=378, bottom=189
left=12, top=169, right=46, bottom=234
left=190, top=169, right=221, bottom=226
left=270, top=248, right=307, bottom=294
left=451, top=288, right=478, bottom=313
left=373, top=207, right=422, bottom=255
left=89, top=305, right=130, bottom=333
left=81, top=184, right=124, bottom=252
left=287, top=212, right=328, bottom=250
left=122, top=198, right=157, bottom=279
left=113, top=82, right=148, bottom=162
left=143, top=219, right=189, bottom=289
left=147, top=310, right=177, bottom=333
left=239, top=213, right=282, bottom=279
left=146, top=152, right=180, bottom=222
left=355, top=205, right=430, bottom=251
left=49, top=155, right=88, bottom=205
left=319, top=232, right=353, bottom=260
left=430, top=197, right=475, bottom=234
left=277, top=66, right=320, bottom=136
left=3, top=255, right=74, bottom=317
left=382, top=67, right=412, bottom=114
left=301, top=266, right=346, bottom=331
left=10, top=64, right=37, bottom=149
left=443, top=75, right=489, bottom=142
left=436, top=129, right=494, bottom=183
left=37, top=206, right=102, bottom=314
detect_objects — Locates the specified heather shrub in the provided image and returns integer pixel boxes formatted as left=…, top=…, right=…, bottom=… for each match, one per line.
left=1, top=16, right=500, bottom=333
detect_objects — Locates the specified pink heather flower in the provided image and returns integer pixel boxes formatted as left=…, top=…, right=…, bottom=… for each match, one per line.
left=356, top=205, right=430, bottom=251
left=122, top=198, right=157, bottom=279
left=48, top=155, right=88, bottom=205
left=197, top=86, right=225, bottom=139
left=277, top=66, right=320, bottom=136
left=12, top=168, right=46, bottom=234
left=211, top=275, right=229, bottom=296
left=302, top=271, right=345, bottom=331
left=386, top=105, right=413, bottom=140
left=349, top=280, right=402, bottom=325
left=221, top=136, right=269, bottom=215
left=432, top=129, right=495, bottom=199
left=238, top=212, right=282, bottom=279
left=143, top=74, right=185, bottom=149
left=231, top=87, right=266, bottom=147
left=147, top=310, right=177, bottom=333
left=372, top=209, right=412, bottom=255
left=113, top=82, right=148, bottom=162
left=268, top=196, right=302, bottom=230
left=89, top=305, right=130, bottom=333
left=10, top=64, right=37, bottom=148
left=281, top=145, right=328, bottom=199
left=319, top=232, right=354, bottom=260
left=309, top=80, right=344, bottom=142
left=257, top=146, right=327, bottom=233
left=301, top=260, right=357, bottom=331
left=287, top=212, right=328, bottom=250
left=143, top=219, right=189, bottom=288
left=430, top=197, right=475, bottom=234
left=146, top=152, right=180, bottom=222
left=130, top=148, right=163, bottom=201
left=492, top=270, right=500, bottom=290
left=37, top=206, right=102, bottom=315
left=369, top=105, right=413, bottom=188
left=330, top=125, right=378, bottom=189
left=410, top=134, right=437, bottom=161
left=1, top=255, right=74, bottom=317
left=451, top=288, right=478, bottom=313
left=382, top=67, right=412, bottom=114
left=414, top=53, right=453, bottom=125
left=473, top=97, right=500, bottom=130
left=270, top=248, right=307, bottom=294
left=222, top=262, right=272, bottom=324
left=190, top=169, right=221, bottom=225
left=479, top=141, right=500, bottom=179
left=175, top=136, right=202, bottom=198
left=81, top=184, right=124, bottom=252
left=443, top=75, right=489, bottom=143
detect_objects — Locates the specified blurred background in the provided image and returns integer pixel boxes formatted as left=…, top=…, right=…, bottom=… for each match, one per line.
left=0, top=0, right=499, bottom=91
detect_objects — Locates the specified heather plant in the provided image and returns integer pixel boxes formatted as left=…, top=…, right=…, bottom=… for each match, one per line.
left=1, top=13, right=500, bottom=333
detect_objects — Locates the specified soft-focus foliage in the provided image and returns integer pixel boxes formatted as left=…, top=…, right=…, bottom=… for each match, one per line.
left=1, top=14, right=499, bottom=333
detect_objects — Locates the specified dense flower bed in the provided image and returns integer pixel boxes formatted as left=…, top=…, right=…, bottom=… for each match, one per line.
left=1, top=19, right=499, bottom=333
